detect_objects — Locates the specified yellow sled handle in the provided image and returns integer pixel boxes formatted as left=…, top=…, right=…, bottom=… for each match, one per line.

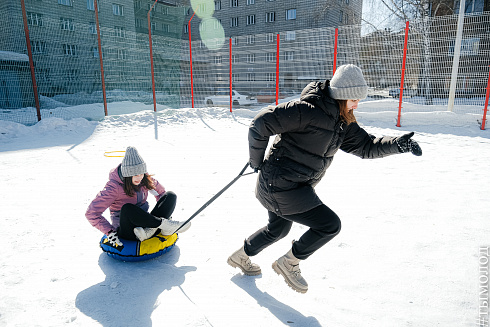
left=104, top=151, right=125, bottom=157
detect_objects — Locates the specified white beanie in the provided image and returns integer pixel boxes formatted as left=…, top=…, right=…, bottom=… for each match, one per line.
left=121, top=146, right=147, bottom=177
left=328, top=64, right=368, bottom=100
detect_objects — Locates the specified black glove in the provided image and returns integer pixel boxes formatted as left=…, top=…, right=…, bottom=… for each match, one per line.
left=396, top=132, right=422, bottom=156
left=107, top=230, right=124, bottom=247
left=249, top=161, right=262, bottom=173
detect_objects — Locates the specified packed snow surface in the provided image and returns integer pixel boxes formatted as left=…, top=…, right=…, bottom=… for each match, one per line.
left=0, top=100, right=489, bottom=326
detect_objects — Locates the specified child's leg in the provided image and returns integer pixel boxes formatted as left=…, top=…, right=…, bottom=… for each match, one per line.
left=150, top=191, right=177, bottom=219
left=118, top=203, right=162, bottom=240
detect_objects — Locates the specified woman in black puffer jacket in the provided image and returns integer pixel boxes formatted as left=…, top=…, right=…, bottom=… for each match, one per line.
left=227, top=64, right=422, bottom=293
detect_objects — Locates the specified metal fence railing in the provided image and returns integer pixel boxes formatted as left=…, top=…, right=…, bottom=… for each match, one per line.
left=1, top=5, right=489, bottom=126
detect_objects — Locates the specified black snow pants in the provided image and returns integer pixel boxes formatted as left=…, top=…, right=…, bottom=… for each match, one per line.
left=244, top=204, right=341, bottom=260
left=117, top=191, right=177, bottom=240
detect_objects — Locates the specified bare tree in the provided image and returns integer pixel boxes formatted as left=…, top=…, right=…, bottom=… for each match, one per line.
left=363, top=0, right=455, bottom=104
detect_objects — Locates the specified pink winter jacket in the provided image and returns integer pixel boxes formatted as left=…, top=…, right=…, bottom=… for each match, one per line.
left=85, top=164, right=166, bottom=235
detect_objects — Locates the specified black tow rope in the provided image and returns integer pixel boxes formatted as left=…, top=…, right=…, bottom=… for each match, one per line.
left=171, top=162, right=254, bottom=234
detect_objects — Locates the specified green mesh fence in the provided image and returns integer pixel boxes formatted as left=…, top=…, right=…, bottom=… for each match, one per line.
left=0, top=0, right=186, bottom=124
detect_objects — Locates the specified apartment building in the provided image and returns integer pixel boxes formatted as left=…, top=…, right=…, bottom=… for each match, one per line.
left=182, top=0, right=362, bottom=95
left=0, top=0, right=362, bottom=109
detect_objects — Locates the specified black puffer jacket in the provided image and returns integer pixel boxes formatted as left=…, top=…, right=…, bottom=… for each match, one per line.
left=249, top=80, right=400, bottom=216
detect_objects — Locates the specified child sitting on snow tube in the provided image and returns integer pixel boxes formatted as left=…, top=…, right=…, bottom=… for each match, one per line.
left=85, top=146, right=191, bottom=249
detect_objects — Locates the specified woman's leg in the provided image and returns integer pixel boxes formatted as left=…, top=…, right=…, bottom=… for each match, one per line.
left=150, top=191, right=177, bottom=219
left=118, top=203, right=162, bottom=240
left=282, top=204, right=341, bottom=260
left=244, top=211, right=293, bottom=256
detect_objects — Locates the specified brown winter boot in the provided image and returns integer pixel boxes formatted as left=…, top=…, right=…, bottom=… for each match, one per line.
left=227, top=246, right=261, bottom=276
left=272, top=249, right=308, bottom=293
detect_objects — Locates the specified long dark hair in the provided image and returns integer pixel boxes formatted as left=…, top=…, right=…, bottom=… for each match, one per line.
left=123, top=174, right=155, bottom=197
left=336, top=99, right=357, bottom=125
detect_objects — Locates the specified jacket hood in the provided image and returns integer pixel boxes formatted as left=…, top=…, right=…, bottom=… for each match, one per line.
left=109, top=165, right=124, bottom=184
left=300, top=80, right=339, bottom=118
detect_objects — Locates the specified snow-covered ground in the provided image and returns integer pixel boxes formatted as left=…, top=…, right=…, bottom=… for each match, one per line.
left=0, top=99, right=489, bottom=327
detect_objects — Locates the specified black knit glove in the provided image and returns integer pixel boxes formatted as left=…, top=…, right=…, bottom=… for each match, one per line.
left=249, top=161, right=262, bottom=173
left=396, top=132, right=422, bottom=156
left=107, top=230, right=124, bottom=247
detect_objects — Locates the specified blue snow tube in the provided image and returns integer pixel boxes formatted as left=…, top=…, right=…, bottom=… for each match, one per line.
left=100, top=232, right=178, bottom=262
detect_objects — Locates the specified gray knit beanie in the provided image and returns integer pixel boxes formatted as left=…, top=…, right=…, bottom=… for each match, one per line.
left=121, top=146, right=147, bottom=177
left=328, top=64, right=368, bottom=100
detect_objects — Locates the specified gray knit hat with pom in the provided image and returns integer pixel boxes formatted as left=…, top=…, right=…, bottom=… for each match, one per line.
left=328, top=64, right=368, bottom=100
left=121, top=146, right=147, bottom=177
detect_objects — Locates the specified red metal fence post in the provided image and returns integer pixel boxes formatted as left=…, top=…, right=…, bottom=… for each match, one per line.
left=333, top=28, right=338, bottom=75
left=188, top=12, right=196, bottom=108
left=20, top=0, right=41, bottom=121
left=148, top=0, right=159, bottom=112
left=481, top=66, right=490, bottom=130
left=229, top=38, right=232, bottom=112
left=93, top=0, right=108, bottom=116
left=396, top=21, right=410, bottom=128
left=275, top=33, right=280, bottom=106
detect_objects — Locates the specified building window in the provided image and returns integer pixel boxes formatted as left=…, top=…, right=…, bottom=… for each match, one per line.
left=231, top=36, right=238, bottom=45
left=266, top=52, right=275, bottom=62
left=339, top=10, right=343, bottom=22
left=230, top=0, right=238, bottom=7
left=246, top=53, right=255, bottom=63
left=246, top=35, right=255, bottom=44
left=448, top=37, right=480, bottom=56
left=266, top=12, right=275, bottom=23
left=232, top=54, right=238, bottom=63
left=266, top=72, right=275, bottom=82
left=215, top=1, right=221, bottom=10
left=455, top=0, right=484, bottom=13
left=197, top=4, right=208, bottom=16
left=246, top=15, right=255, bottom=25
left=60, top=18, right=75, bottom=31
left=230, top=17, right=238, bottom=27
left=285, top=51, right=294, bottom=61
left=134, top=0, right=141, bottom=9
left=286, top=9, right=296, bottom=20
left=163, top=24, right=169, bottom=32
left=31, top=41, right=45, bottom=54
left=232, top=73, right=239, bottom=82
left=285, top=31, right=296, bottom=41
left=184, top=24, right=189, bottom=33
left=161, top=7, right=168, bottom=15
left=87, top=0, right=99, bottom=10
left=58, top=0, right=72, bottom=6
left=118, top=49, right=128, bottom=60
left=201, top=21, right=208, bottom=31
left=89, top=22, right=97, bottom=34
left=113, top=4, right=124, bottom=16
left=266, top=33, right=275, bottom=43
left=114, top=26, right=125, bottom=37
left=27, top=12, right=43, bottom=26
left=246, top=0, right=254, bottom=4
left=92, top=47, right=100, bottom=58
left=62, top=44, right=77, bottom=56
left=247, top=73, right=255, bottom=81
left=214, top=56, right=222, bottom=64
left=151, top=22, right=157, bottom=31
left=136, top=19, right=143, bottom=28
left=214, top=19, right=221, bottom=29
